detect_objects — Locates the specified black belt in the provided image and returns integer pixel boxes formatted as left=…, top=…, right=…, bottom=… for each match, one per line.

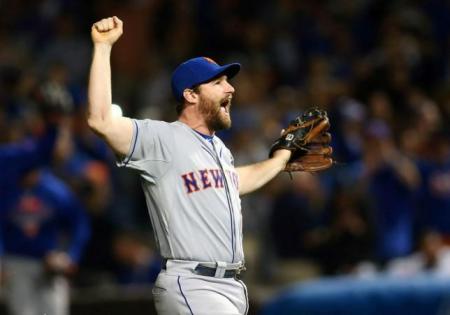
left=161, top=259, right=242, bottom=278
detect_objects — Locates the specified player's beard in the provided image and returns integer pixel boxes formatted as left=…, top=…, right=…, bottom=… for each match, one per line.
left=199, top=95, right=232, bottom=131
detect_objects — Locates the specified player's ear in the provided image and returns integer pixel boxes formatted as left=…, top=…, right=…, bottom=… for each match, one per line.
left=183, top=88, right=198, bottom=104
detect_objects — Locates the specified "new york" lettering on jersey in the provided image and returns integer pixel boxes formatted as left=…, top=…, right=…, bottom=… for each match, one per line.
left=181, top=169, right=239, bottom=194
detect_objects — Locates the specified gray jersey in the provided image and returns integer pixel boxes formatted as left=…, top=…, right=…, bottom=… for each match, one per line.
left=118, top=119, right=244, bottom=264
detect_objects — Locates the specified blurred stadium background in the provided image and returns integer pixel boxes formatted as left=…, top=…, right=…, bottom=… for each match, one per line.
left=0, top=0, right=449, bottom=314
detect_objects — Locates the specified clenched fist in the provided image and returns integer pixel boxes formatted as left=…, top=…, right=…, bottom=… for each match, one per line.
left=91, top=16, right=123, bottom=46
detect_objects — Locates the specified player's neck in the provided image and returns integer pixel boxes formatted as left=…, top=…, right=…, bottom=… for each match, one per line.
left=178, top=105, right=215, bottom=136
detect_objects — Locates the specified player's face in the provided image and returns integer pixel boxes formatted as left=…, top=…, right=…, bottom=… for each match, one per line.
left=197, top=75, right=235, bottom=131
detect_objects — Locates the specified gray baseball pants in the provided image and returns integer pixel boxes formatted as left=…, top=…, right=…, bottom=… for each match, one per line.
left=152, top=260, right=248, bottom=315
left=3, top=255, right=69, bottom=315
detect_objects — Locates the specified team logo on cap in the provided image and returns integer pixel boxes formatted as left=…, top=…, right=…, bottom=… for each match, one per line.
left=203, top=57, right=218, bottom=65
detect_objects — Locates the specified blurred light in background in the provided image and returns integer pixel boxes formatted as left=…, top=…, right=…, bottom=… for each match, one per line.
left=111, top=104, right=123, bottom=117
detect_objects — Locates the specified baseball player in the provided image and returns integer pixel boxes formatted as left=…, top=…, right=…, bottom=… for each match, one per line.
left=88, top=16, right=292, bottom=314
left=1, top=168, right=91, bottom=315
left=0, top=105, right=89, bottom=315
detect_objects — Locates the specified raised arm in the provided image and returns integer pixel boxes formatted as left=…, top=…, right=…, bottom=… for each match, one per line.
left=87, top=16, right=133, bottom=157
left=236, top=149, right=291, bottom=195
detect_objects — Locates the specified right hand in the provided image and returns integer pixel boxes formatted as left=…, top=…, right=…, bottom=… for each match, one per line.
left=44, top=251, right=75, bottom=276
left=91, top=16, right=123, bottom=46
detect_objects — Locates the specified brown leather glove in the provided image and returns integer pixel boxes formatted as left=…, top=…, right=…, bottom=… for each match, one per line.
left=270, top=108, right=333, bottom=172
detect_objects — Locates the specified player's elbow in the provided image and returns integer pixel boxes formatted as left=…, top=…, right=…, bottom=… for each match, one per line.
left=87, top=115, right=100, bottom=131
left=87, top=114, right=108, bottom=136
left=86, top=99, right=112, bottom=130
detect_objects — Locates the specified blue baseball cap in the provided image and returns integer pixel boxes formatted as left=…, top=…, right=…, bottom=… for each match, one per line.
left=171, top=57, right=241, bottom=101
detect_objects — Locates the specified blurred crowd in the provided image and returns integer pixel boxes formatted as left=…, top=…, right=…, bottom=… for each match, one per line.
left=1, top=0, right=450, bottom=310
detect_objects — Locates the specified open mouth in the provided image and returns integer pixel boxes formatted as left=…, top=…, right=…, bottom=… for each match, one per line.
left=220, top=97, right=232, bottom=114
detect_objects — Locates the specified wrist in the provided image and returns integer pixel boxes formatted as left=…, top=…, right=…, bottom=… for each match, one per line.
left=272, top=149, right=292, bottom=168
left=93, top=43, right=113, bottom=54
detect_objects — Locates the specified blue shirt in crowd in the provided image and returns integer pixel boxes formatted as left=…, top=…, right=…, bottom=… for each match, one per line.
left=417, top=160, right=450, bottom=235
left=0, top=169, right=90, bottom=262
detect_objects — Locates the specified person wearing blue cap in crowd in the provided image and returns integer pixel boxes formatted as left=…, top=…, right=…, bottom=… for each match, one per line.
left=88, top=16, right=292, bottom=314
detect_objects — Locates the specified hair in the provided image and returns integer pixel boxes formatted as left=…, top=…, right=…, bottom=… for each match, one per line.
left=176, top=85, right=201, bottom=116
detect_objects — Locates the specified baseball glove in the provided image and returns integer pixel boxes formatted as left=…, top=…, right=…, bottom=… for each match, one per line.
left=269, top=108, right=333, bottom=172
